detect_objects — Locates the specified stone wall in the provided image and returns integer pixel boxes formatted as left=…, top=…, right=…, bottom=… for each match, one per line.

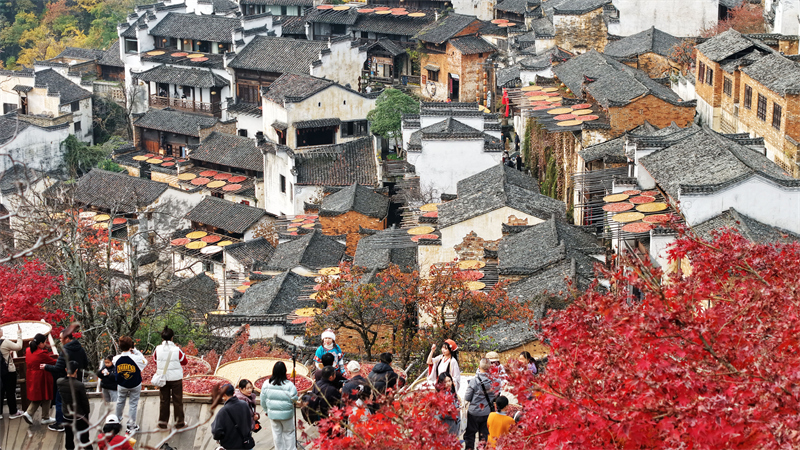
left=608, top=95, right=695, bottom=135
left=554, top=8, right=608, bottom=54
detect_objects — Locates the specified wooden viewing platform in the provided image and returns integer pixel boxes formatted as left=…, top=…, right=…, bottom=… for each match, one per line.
left=4, top=390, right=316, bottom=450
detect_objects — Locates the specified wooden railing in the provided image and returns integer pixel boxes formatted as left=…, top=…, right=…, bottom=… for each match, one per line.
left=93, top=81, right=125, bottom=103
left=149, top=95, right=221, bottom=116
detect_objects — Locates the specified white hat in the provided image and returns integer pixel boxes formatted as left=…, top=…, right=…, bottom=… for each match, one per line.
left=321, top=329, right=336, bottom=341
left=105, top=414, right=120, bottom=425
left=347, top=360, right=361, bottom=374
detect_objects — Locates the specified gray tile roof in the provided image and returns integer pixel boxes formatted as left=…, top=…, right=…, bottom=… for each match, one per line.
left=211, top=0, right=239, bottom=13
left=496, top=66, right=520, bottom=87
left=133, top=64, right=229, bottom=88
left=530, top=17, right=555, bottom=38
left=233, top=270, right=316, bottom=316
left=295, top=137, right=378, bottom=186
left=414, top=13, right=477, bottom=45
left=279, top=16, right=307, bottom=35
left=225, top=237, right=276, bottom=268
left=692, top=208, right=800, bottom=244
left=604, top=26, right=680, bottom=58
left=262, top=73, right=334, bottom=104
left=467, top=319, right=539, bottom=352
left=639, top=127, right=799, bottom=200
left=552, top=50, right=687, bottom=108
left=294, top=118, right=341, bottom=129
left=449, top=36, right=496, bottom=55
left=264, top=230, right=345, bottom=270
left=73, top=169, right=168, bottom=212
left=498, top=215, right=603, bottom=276
left=55, top=47, right=105, bottom=61
left=190, top=132, right=263, bottom=172
left=352, top=13, right=436, bottom=37
left=320, top=183, right=389, bottom=218
left=241, top=0, right=312, bottom=5
left=578, top=134, right=625, bottom=163
left=185, top=197, right=267, bottom=233
left=360, top=38, right=407, bottom=57
left=545, top=0, right=610, bottom=15
left=228, top=36, right=327, bottom=73
left=695, top=29, right=771, bottom=62
left=133, top=108, right=219, bottom=137
left=304, top=6, right=359, bottom=25
left=149, top=13, right=240, bottom=43
left=158, top=273, right=219, bottom=312
left=495, top=0, right=528, bottom=14
left=98, top=40, right=124, bottom=68
left=438, top=164, right=566, bottom=228
left=353, top=227, right=417, bottom=271
left=0, top=164, right=42, bottom=194
left=741, top=52, right=800, bottom=95
left=34, top=69, right=92, bottom=105
left=0, top=114, right=32, bottom=146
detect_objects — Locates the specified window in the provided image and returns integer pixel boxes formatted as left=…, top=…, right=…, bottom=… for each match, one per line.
left=723, top=78, right=732, bottom=97
left=705, top=68, right=713, bottom=85
left=3, top=103, right=16, bottom=114
left=70, top=101, right=80, bottom=112
left=757, top=94, right=767, bottom=121
left=237, top=84, right=260, bottom=104
left=428, top=69, right=439, bottom=82
left=341, top=120, right=368, bottom=137
left=698, top=62, right=705, bottom=84
left=280, top=175, right=286, bottom=193
left=773, top=103, right=782, bottom=130
left=74, top=120, right=81, bottom=134
left=744, top=85, right=752, bottom=109
left=124, top=38, right=138, bottom=54
left=238, top=129, right=248, bottom=137
left=212, top=191, right=224, bottom=199
left=202, top=261, right=213, bottom=273
left=331, top=24, right=346, bottom=34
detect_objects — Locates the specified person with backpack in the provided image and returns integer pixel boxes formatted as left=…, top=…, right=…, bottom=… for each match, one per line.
left=43, top=324, right=89, bottom=432
left=57, top=361, right=93, bottom=450
left=341, top=361, right=367, bottom=402
left=212, top=383, right=255, bottom=450
left=368, top=353, right=399, bottom=395
left=153, top=326, right=187, bottom=429
left=113, top=336, right=148, bottom=433
left=464, top=358, right=500, bottom=450
left=312, top=366, right=341, bottom=420
left=0, top=324, right=24, bottom=419
left=260, top=361, right=298, bottom=450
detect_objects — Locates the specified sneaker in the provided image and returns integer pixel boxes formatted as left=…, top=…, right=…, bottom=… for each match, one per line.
left=0, top=414, right=4, bottom=419
left=9, top=412, right=23, bottom=420
left=41, top=418, right=56, bottom=426
left=127, top=424, right=139, bottom=433
left=22, top=412, right=33, bottom=425
left=47, top=423, right=65, bottom=432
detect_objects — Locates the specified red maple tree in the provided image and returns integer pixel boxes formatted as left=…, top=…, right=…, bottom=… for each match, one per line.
left=314, top=229, right=800, bottom=449
left=0, top=259, right=63, bottom=327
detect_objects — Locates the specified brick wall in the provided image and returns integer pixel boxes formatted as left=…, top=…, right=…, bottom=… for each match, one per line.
left=335, top=324, right=395, bottom=356
left=608, top=95, right=695, bottom=134
left=779, top=39, right=799, bottom=55
left=453, top=230, right=500, bottom=261
left=719, top=69, right=740, bottom=133
left=737, top=72, right=800, bottom=175
left=695, top=53, right=722, bottom=108
left=636, top=52, right=674, bottom=79
left=554, top=8, right=608, bottom=54
left=319, top=210, right=386, bottom=255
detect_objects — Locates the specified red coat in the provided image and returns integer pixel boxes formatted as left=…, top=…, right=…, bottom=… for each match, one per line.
left=26, top=347, right=57, bottom=401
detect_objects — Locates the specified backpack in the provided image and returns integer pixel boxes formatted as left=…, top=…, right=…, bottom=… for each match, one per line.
left=0, top=339, right=8, bottom=377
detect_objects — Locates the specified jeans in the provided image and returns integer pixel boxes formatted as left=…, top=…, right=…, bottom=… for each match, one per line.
left=64, top=416, right=93, bottom=450
left=158, top=379, right=184, bottom=427
left=464, top=413, right=489, bottom=450
left=116, top=384, right=141, bottom=427
left=102, top=389, right=118, bottom=403
left=270, top=418, right=296, bottom=450
left=0, top=371, right=18, bottom=414
left=55, top=387, right=64, bottom=424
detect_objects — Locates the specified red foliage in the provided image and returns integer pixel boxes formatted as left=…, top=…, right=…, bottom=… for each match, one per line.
left=498, top=229, right=800, bottom=449
left=0, top=259, right=64, bottom=328
left=701, top=4, right=765, bottom=37
left=183, top=340, right=199, bottom=356
left=219, top=325, right=290, bottom=365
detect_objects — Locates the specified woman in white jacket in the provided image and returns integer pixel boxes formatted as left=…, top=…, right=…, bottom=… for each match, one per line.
left=260, top=361, right=298, bottom=450
left=153, top=326, right=187, bottom=429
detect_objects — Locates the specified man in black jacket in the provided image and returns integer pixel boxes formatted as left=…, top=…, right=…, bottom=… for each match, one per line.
left=368, top=353, right=400, bottom=395
left=56, top=361, right=93, bottom=450
left=43, top=326, right=89, bottom=432
left=212, top=384, right=255, bottom=450
left=341, top=361, right=369, bottom=402
left=312, top=366, right=341, bottom=419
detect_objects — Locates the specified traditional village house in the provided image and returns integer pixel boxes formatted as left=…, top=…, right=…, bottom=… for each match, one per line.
left=494, top=0, right=541, bottom=27
left=317, top=183, right=390, bottom=255
left=260, top=73, right=379, bottom=150
left=353, top=227, right=418, bottom=272
left=496, top=46, right=572, bottom=88
left=224, top=237, right=276, bottom=273
left=401, top=102, right=503, bottom=197
left=259, top=229, right=345, bottom=274
left=366, top=0, right=451, bottom=11
left=765, top=0, right=800, bottom=35
left=603, top=27, right=681, bottom=79
left=71, top=169, right=203, bottom=273
left=94, top=41, right=127, bottom=103
left=418, top=164, right=565, bottom=274
left=0, top=68, right=93, bottom=144
left=184, top=196, right=274, bottom=241
left=264, top=136, right=380, bottom=216
left=0, top=112, right=71, bottom=175
left=130, top=107, right=236, bottom=160
left=225, top=36, right=367, bottom=137
left=694, top=29, right=800, bottom=176
left=513, top=17, right=556, bottom=56
left=34, top=47, right=106, bottom=89
left=239, top=0, right=311, bottom=17
left=541, top=0, right=612, bottom=54
left=414, top=14, right=497, bottom=103
left=605, top=0, right=717, bottom=37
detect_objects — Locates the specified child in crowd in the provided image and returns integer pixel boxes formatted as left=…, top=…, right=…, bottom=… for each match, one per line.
left=97, top=355, right=118, bottom=403
left=97, top=415, right=133, bottom=450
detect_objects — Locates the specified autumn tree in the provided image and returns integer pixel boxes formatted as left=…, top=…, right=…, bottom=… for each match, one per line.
left=0, top=258, right=63, bottom=325
left=701, top=4, right=765, bottom=37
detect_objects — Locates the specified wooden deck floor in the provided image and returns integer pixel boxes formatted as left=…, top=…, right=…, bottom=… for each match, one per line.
left=2, top=390, right=317, bottom=450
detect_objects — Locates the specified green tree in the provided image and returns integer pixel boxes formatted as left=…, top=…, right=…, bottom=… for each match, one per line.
left=63, top=135, right=127, bottom=177
left=366, top=88, right=419, bottom=154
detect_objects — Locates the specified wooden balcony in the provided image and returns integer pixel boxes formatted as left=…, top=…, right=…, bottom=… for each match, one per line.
left=149, top=95, right=221, bottom=116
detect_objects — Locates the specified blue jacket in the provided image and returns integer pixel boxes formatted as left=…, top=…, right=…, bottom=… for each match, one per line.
left=260, top=379, right=298, bottom=421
